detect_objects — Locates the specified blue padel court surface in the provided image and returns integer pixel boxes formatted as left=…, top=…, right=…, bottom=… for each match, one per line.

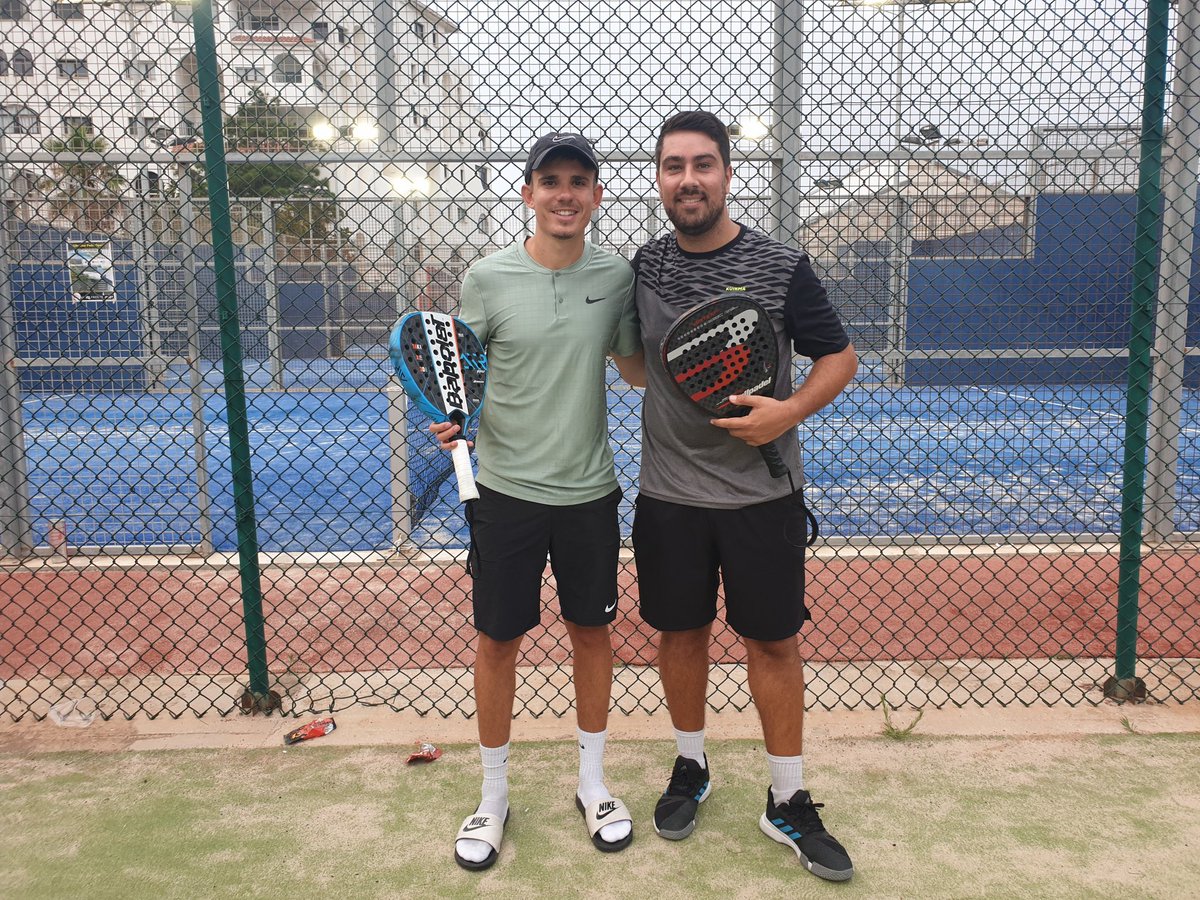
left=19, top=363, right=1200, bottom=553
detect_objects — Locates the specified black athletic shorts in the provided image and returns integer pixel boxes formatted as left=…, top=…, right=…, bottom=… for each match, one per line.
left=466, top=484, right=622, bottom=642
left=631, top=490, right=816, bottom=642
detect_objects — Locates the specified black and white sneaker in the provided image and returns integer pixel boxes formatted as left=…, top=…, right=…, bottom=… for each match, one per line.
left=759, top=788, right=854, bottom=882
left=653, top=755, right=711, bottom=840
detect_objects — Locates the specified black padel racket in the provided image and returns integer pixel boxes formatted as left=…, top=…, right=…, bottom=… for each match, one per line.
left=389, top=311, right=488, bottom=501
left=661, top=296, right=790, bottom=479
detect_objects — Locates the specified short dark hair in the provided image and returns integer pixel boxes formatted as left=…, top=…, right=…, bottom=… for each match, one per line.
left=654, top=111, right=732, bottom=169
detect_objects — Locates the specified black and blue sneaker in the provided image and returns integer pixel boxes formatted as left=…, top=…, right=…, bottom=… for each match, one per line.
left=653, top=755, right=711, bottom=840
left=759, top=788, right=854, bottom=882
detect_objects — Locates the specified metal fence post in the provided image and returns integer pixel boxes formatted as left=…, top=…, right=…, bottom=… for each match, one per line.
left=193, top=0, right=277, bottom=712
left=0, top=163, right=33, bottom=558
left=885, top=189, right=911, bottom=388
left=387, top=378, right=411, bottom=549
left=177, top=171, right=215, bottom=555
left=263, top=200, right=285, bottom=391
left=1143, top=0, right=1200, bottom=542
left=1106, top=0, right=1174, bottom=703
left=772, top=0, right=805, bottom=245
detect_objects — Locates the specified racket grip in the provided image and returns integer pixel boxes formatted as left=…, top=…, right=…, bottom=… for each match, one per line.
left=759, top=442, right=789, bottom=479
left=451, top=439, right=479, bottom=502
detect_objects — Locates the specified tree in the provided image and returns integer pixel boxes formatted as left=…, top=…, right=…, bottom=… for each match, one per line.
left=37, top=127, right=127, bottom=233
left=186, top=91, right=343, bottom=251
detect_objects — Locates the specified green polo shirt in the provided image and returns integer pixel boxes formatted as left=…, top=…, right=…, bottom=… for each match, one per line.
left=458, top=240, right=638, bottom=505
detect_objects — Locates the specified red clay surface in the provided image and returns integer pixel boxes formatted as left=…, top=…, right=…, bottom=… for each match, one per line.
left=2, top=550, right=1198, bottom=682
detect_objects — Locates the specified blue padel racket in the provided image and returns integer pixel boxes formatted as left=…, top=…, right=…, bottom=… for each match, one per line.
left=661, top=296, right=790, bottom=479
left=389, top=311, right=488, bottom=502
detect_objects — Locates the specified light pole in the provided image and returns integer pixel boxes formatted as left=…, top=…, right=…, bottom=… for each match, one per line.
left=389, top=170, right=430, bottom=313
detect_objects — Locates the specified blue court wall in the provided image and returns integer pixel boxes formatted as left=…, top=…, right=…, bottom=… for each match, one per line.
left=11, top=225, right=146, bottom=392
left=903, top=192, right=1200, bottom=385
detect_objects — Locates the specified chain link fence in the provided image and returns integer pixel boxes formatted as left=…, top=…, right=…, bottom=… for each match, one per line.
left=2, top=0, right=1199, bottom=720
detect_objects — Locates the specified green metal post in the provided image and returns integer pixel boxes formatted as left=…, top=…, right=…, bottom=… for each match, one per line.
left=192, top=0, right=277, bottom=712
left=1106, top=0, right=1173, bottom=703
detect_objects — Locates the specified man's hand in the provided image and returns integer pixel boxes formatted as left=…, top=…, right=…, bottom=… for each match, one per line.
left=430, top=420, right=472, bottom=451
left=708, top=343, right=858, bottom=448
left=709, top=394, right=795, bottom=447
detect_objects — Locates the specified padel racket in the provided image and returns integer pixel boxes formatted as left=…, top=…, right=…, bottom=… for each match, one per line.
left=389, top=311, right=488, bottom=501
left=661, top=296, right=790, bottom=479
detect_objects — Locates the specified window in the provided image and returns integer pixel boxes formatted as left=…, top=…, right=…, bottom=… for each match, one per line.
left=13, top=48, right=32, bottom=76
left=0, top=0, right=27, bottom=19
left=1, top=105, right=39, bottom=135
left=475, top=165, right=490, bottom=191
left=412, top=21, right=425, bottom=39
left=171, top=1, right=190, bottom=22
left=272, top=54, right=303, bottom=85
left=62, top=115, right=94, bottom=137
left=234, top=65, right=265, bottom=84
left=311, top=21, right=329, bottom=40
left=336, top=25, right=348, bottom=43
left=52, top=2, right=83, bottom=19
left=129, top=115, right=166, bottom=141
left=239, top=7, right=279, bottom=30
left=11, top=168, right=34, bottom=195
left=125, top=59, right=153, bottom=82
left=57, top=57, right=88, bottom=78
left=139, top=171, right=162, bottom=195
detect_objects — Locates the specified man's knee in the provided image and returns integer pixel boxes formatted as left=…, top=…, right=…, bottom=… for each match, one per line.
left=565, top=622, right=613, bottom=653
left=744, top=636, right=802, bottom=668
left=476, top=633, right=523, bottom=665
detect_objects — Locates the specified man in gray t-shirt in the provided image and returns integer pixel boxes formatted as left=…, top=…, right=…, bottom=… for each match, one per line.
left=634, top=111, right=859, bottom=883
left=430, top=132, right=643, bottom=871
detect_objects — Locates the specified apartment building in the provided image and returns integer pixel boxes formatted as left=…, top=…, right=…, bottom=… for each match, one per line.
left=0, top=0, right=496, bottom=257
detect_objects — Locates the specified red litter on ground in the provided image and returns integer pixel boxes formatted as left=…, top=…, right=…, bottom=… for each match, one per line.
left=407, top=741, right=442, bottom=764
left=283, top=717, right=336, bottom=745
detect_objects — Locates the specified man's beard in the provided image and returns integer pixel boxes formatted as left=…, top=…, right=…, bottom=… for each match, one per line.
left=666, top=193, right=725, bottom=237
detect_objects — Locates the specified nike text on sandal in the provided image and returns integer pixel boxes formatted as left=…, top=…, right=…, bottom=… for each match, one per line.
left=453, top=808, right=510, bottom=871
left=653, top=755, right=711, bottom=841
left=575, top=795, right=634, bottom=852
left=759, top=788, right=854, bottom=882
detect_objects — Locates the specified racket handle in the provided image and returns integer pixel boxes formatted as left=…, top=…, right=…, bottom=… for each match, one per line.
left=451, top=439, right=479, bottom=502
left=759, top=442, right=789, bottom=479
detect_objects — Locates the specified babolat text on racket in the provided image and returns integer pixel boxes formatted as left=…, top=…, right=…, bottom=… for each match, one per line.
left=389, top=311, right=488, bottom=501
left=661, top=295, right=790, bottom=479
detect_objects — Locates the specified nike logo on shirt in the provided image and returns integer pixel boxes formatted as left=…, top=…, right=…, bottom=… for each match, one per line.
left=585, top=296, right=605, bottom=304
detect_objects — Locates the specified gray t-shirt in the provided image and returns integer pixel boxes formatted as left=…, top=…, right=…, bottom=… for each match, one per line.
left=634, top=226, right=849, bottom=508
left=459, top=240, right=639, bottom=505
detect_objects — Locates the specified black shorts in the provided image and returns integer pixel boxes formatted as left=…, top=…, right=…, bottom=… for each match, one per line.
left=631, top=491, right=816, bottom=642
left=466, top=484, right=622, bottom=641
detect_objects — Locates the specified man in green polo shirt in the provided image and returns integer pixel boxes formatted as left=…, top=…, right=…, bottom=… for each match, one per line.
left=430, top=132, right=644, bottom=871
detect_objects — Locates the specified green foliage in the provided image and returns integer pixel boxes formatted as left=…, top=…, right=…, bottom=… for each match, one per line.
left=37, top=127, right=127, bottom=232
left=188, top=90, right=341, bottom=244
left=880, top=694, right=924, bottom=741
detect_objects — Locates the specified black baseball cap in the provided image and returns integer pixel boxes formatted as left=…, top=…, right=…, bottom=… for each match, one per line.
left=523, top=132, right=600, bottom=183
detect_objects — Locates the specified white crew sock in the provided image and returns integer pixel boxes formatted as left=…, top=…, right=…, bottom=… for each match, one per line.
left=577, top=728, right=631, bottom=845
left=674, top=727, right=706, bottom=767
left=767, top=751, right=805, bottom=806
left=455, top=742, right=510, bottom=864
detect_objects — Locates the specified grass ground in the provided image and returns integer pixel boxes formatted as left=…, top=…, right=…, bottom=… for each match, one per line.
left=3, top=718, right=1200, bottom=899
